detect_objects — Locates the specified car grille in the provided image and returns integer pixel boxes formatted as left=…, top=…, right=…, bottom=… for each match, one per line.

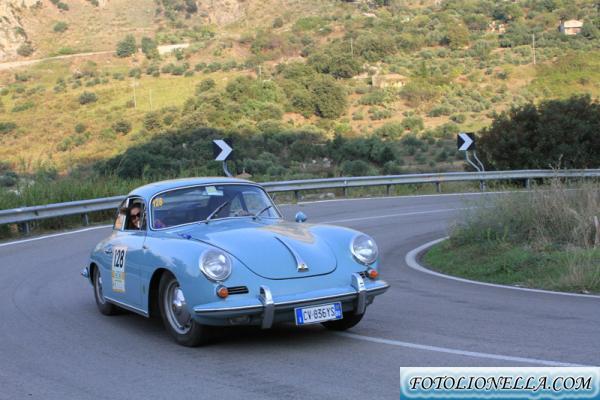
left=227, top=286, right=249, bottom=295
left=358, top=271, right=369, bottom=279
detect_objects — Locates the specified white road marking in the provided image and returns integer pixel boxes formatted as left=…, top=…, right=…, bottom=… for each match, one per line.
left=336, top=332, right=585, bottom=367
left=405, top=237, right=600, bottom=300
left=322, top=207, right=470, bottom=224
left=0, top=225, right=112, bottom=248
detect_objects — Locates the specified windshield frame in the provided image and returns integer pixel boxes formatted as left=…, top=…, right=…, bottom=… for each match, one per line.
left=148, top=182, right=282, bottom=231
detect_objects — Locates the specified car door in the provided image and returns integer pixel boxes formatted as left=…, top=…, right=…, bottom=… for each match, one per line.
left=103, top=197, right=147, bottom=309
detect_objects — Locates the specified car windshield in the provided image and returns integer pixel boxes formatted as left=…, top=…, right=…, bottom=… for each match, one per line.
left=151, top=184, right=280, bottom=229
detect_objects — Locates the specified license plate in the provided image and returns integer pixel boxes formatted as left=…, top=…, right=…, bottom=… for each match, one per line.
left=294, top=302, right=343, bottom=325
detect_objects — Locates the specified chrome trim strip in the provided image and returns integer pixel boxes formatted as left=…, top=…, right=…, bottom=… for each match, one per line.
left=259, top=285, right=274, bottom=329
left=275, top=237, right=309, bottom=272
left=193, top=304, right=263, bottom=314
left=193, top=282, right=390, bottom=314
left=351, top=273, right=367, bottom=315
left=104, top=296, right=149, bottom=317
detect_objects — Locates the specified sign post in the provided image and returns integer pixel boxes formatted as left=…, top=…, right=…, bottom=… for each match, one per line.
left=457, top=132, right=486, bottom=190
left=213, top=139, right=233, bottom=177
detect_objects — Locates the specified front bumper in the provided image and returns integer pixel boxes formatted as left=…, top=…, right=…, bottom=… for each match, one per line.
left=193, top=273, right=389, bottom=328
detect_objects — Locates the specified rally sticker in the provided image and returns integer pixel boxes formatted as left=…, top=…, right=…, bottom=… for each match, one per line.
left=205, top=186, right=223, bottom=196
left=152, top=197, right=164, bottom=208
left=111, top=246, right=127, bottom=293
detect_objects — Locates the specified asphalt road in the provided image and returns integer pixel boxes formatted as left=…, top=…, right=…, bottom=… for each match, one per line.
left=1, top=193, right=599, bottom=399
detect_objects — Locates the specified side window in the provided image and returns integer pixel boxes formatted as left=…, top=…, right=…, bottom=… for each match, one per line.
left=124, top=198, right=146, bottom=231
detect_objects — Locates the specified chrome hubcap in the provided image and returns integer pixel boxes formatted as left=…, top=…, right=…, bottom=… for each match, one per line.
left=165, top=281, right=192, bottom=334
left=95, top=271, right=106, bottom=304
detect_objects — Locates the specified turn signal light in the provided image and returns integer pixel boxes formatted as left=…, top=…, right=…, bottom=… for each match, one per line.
left=367, top=269, right=379, bottom=279
left=217, top=286, right=229, bottom=298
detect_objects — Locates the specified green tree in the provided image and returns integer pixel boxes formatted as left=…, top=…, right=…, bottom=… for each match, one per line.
left=141, top=37, right=158, bottom=59
left=116, top=35, right=137, bottom=58
left=309, top=76, right=347, bottom=119
left=478, top=96, right=600, bottom=170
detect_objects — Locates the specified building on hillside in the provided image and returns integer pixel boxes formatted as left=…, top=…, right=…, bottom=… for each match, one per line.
left=371, top=73, right=408, bottom=89
left=559, top=20, right=583, bottom=35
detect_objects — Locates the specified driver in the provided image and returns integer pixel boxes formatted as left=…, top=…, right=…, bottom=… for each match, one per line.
left=127, top=205, right=142, bottom=230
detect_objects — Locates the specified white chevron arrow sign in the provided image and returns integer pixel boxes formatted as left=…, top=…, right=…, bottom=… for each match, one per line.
left=457, top=132, right=474, bottom=151
left=213, top=139, right=233, bottom=161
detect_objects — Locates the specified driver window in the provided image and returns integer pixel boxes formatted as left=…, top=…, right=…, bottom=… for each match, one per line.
left=125, top=199, right=145, bottom=231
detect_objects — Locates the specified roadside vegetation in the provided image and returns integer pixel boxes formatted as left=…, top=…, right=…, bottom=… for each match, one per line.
left=425, top=180, right=600, bottom=293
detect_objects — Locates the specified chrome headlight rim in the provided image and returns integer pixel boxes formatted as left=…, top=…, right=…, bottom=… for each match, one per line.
left=199, top=248, right=232, bottom=282
left=350, top=234, right=379, bottom=266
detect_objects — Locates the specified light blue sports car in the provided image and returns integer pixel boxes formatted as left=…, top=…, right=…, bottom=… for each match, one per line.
left=82, top=178, right=389, bottom=346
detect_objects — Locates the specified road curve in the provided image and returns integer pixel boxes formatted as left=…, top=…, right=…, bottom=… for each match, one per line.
left=1, top=193, right=599, bottom=399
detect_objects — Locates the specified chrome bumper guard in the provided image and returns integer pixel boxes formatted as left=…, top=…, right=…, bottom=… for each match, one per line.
left=193, top=273, right=389, bottom=329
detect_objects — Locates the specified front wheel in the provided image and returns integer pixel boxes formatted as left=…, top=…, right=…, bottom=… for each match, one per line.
left=93, top=266, right=118, bottom=316
left=322, top=313, right=364, bottom=331
left=158, top=272, right=211, bottom=347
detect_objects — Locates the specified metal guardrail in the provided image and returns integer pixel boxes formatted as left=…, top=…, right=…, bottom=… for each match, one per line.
left=2, top=169, right=599, bottom=233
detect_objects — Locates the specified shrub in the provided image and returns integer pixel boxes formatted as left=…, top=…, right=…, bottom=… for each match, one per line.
left=17, top=43, right=34, bottom=57
left=79, top=91, right=98, bottom=105
left=340, top=160, right=372, bottom=176
left=75, top=123, right=86, bottom=133
left=358, top=89, right=388, bottom=106
left=196, top=78, right=215, bottom=94
left=0, top=122, right=17, bottom=134
left=116, top=35, right=137, bottom=57
left=112, top=120, right=132, bottom=134
left=12, top=101, right=34, bottom=112
left=53, top=21, right=68, bottom=33
left=272, top=17, right=284, bottom=28
left=128, top=68, right=141, bottom=78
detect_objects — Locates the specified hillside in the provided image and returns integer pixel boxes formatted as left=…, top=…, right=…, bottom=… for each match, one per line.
left=0, top=0, right=598, bottom=182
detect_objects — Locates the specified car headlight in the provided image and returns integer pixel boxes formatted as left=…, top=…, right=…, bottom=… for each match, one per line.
left=199, top=249, right=232, bottom=281
left=351, top=234, right=378, bottom=265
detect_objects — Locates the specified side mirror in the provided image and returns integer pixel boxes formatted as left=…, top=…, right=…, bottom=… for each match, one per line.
left=295, top=211, right=307, bottom=223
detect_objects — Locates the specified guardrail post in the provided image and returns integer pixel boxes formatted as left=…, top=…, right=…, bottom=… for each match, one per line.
left=435, top=182, right=441, bottom=193
left=342, top=187, right=347, bottom=197
left=479, top=180, right=486, bottom=192
left=525, top=178, right=531, bottom=189
left=18, top=222, right=30, bottom=235
left=82, top=213, right=89, bottom=226
left=294, top=190, right=300, bottom=202
left=386, top=185, right=391, bottom=196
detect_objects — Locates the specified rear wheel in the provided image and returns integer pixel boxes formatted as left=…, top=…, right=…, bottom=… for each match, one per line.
left=159, top=272, right=211, bottom=347
left=322, top=313, right=363, bottom=331
left=93, top=266, right=118, bottom=316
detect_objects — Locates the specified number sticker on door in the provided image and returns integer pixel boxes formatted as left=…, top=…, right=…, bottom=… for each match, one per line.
left=111, top=246, right=127, bottom=293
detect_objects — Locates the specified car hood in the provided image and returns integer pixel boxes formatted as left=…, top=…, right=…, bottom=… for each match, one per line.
left=176, top=219, right=337, bottom=279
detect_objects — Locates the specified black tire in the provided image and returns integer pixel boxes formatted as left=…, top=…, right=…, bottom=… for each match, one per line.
left=158, top=272, right=210, bottom=347
left=92, top=266, right=118, bottom=316
left=322, top=313, right=364, bottom=331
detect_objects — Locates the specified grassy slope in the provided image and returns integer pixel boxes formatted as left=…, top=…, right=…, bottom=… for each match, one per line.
left=0, top=0, right=598, bottom=174
left=424, top=240, right=600, bottom=294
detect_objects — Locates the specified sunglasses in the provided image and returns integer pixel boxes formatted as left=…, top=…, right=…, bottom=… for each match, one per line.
left=131, top=213, right=140, bottom=219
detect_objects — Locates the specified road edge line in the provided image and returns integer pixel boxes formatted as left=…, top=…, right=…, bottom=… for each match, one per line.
left=405, top=237, right=600, bottom=300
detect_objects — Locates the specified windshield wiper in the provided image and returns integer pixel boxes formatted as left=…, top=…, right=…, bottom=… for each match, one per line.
left=253, top=205, right=273, bottom=220
left=205, top=200, right=231, bottom=223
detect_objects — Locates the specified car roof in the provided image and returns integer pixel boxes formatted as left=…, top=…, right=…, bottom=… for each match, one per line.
left=127, top=177, right=257, bottom=200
